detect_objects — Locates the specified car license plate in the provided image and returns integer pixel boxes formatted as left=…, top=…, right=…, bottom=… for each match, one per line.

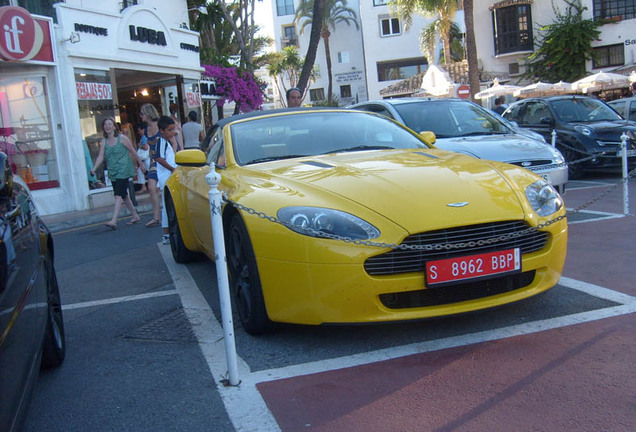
left=540, top=172, right=552, bottom=184
left=426, top=248, right=521, bottom=286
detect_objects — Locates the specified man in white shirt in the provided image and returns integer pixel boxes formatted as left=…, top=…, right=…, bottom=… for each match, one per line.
left=181, top=110, right=205, bottom=149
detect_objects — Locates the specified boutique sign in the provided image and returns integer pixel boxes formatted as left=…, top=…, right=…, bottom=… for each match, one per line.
left=129, top=25, right=167, bottom=46
left=0, top=6, right=53, bottom=62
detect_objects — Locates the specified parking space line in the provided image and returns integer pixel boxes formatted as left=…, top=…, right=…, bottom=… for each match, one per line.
left=566, top=208, right=627, bottom=224
left=62, top=290, right=178, bottom=310
left=158, top=244, right=282, bottom=432
left=159, top=244, right=636, bottom=432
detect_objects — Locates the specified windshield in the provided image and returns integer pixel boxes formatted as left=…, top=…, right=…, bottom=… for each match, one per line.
left=393, top=100, right=512, bottom=138
left=550, top=98, right=622, bottom=122
left=229, top=111, right=428, bottom=165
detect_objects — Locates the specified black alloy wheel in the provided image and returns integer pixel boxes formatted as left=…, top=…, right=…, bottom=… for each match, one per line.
left=226, top=213, right=273, bottom=335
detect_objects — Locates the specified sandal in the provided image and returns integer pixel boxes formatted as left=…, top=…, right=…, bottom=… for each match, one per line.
left=145, top=218, right=160, bottom=227
left=105, top=222, right=117, bottom=231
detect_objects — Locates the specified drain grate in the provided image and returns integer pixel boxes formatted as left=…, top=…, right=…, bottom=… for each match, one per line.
left=120, top=308, right=198, bottom=343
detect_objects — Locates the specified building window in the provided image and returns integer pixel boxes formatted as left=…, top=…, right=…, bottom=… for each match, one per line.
left=310, top=88, right=325, bottom=101
left=0, top=74, right=60, bottom=189
left=492, top=4, right=533, bottom=55
left=380, top=16, right=400, bottom=37
left=377, top=57, right=428, bottom=82
left=119, top=0, right=138, bottom=13
left=276, top=0, right=294, bottom=16
left=337, top=51, right=350, bottom=64
left=373, top=0, right=388, bottom=5
left=282, top=25, right=298, bottom=47
left=593, top=0, right=636, bottom=21
left=3, top=0, right=62, bottom=19
left=340, top=85, right=352, bottom=99
left=593, top=44, right=625, bottom=68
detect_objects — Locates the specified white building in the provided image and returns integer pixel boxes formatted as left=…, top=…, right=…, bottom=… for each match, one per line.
left=0, top=0, right=204, bottom=215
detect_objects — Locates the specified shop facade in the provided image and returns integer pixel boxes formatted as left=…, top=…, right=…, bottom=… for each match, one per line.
left=1, top=1, right=204, bottom=215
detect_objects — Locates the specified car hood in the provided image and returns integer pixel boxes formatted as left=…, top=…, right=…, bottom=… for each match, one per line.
left=434, top=134, right=557, bottom=163
left=243, top=149, right=528, bottom=233
left=569, top=120, right=636, bottom=138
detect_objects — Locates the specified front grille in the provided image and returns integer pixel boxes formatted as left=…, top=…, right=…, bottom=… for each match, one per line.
left=364, top=221, right=548, bottom=276
left=508, top=159, right=553, bottom=168
left=379, top=271, right=536, bottom=309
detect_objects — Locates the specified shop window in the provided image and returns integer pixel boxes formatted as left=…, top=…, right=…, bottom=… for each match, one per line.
left=593, top=0, right=636, bottom=21
left=0, top=75, right=59, bottom=190
left=492, top=3, right=533, bottom=55
left=75, top=68, right=115, bottom=189
left=310, top=88, right=325, bottom=101
left=592, top=44, right=625, bottom=68
left=276, top=0, right=294, bottom=16
left=380, top=16, right=400, bottom=37
left=377, top=57, right=428, bottom=82
left=340, top=85, right=352, bottom=99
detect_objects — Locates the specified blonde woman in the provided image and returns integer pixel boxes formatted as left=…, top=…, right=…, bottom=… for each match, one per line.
left=139, top=103, right=162, bottom=227
left=91, top=117, right=146, bottom=229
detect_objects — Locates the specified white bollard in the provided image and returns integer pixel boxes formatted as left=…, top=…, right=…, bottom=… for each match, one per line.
left=620, top=132, right=629, bottom=215
left=206, top=168, right=240, bottom=386
left=551, top=129, right=557, bottom=147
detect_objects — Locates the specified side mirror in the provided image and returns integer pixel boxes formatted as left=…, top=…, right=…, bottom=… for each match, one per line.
left=0, top=152, right=13, bottom=198
left=419, top=131, right=436, bottom=145
left=175, top=149, right=207, bottom=167
left=540, top=117, right=555, bottom=127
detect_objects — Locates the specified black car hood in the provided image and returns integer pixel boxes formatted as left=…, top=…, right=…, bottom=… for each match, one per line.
left=569, top=119, right=636, bottom=134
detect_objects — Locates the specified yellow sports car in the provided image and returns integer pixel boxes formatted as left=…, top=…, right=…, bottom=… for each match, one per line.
left=165, top=109, right=567, bottom=334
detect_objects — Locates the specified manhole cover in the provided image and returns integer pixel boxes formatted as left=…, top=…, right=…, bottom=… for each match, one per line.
left=120, top=308, right=198, bottom=343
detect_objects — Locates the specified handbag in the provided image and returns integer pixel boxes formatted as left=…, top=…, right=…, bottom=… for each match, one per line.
left=137, top=146, right=149, bottom=161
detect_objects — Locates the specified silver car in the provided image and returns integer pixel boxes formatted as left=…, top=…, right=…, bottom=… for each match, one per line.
left=350, top=98, right=568, bottom=193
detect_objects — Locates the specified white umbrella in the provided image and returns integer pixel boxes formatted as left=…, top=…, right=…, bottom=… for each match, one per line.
left=571, top=71, right=630, bottom=92
left=513, top=82, right=560, bottom=98
left=552, top=81, right=575, bottom=93
left=475, top=78, right=521, bottom=100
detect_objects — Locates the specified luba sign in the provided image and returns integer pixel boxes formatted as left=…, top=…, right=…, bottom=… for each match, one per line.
left=129, top=25, right=166, bottom=46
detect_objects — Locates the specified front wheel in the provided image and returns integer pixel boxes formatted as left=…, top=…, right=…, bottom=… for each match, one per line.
left=226, top=213, right=273, bottom=335
left=41, top=251, right=65, bottom=369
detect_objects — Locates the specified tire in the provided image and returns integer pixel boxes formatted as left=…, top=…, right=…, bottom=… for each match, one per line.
left=558, top=139, right=586, bottom=180
left=41, top=251, right=65, bottom=369
left=165, top=191, right=199, bottom=263
left=226, top=213, right=273, bottom=335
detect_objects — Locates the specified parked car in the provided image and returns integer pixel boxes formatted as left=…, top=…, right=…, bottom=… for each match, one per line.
left=349, top=98, right=568, bottom=193
left=606, top=96, right=636, bottom=121
left=503, top=96, right=636, bottom=179
left=166, top=108, right=567, bottom=335
left=0, top=152, right=65, bottom=432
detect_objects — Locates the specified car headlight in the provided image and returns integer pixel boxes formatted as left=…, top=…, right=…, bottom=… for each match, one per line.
left=278, top=207, right=380, bottom=240
left=525, top=180, right=563, bottom=217
left=550, top=147, right=565, bottom=164
left=574, top=125, right=594, bottom=136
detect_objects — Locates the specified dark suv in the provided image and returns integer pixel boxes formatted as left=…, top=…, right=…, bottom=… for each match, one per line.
left=503, top=96, right=636, bottom=178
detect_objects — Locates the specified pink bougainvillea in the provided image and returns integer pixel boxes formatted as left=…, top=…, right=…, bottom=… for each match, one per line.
left=203, top=64, right=263, bottom=113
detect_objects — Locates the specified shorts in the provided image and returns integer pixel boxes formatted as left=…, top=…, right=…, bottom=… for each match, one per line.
left=111, top=178, right=130, bottom=198
left=146, top=168, right=158, bottom=182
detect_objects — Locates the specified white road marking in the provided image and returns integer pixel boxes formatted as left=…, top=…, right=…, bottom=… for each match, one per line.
left=566, top=208, right=628, bottom=224
left=62, top=290, right=178, bottom=310
left=158, top=245, right=281, bottom=432
left=153, top=244, right=636, bottom=431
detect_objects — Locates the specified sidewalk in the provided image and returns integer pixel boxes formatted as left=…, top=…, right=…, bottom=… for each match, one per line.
left=41, top=191, right=155, bottom=233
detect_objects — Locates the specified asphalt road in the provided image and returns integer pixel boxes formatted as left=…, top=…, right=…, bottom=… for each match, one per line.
left=21, top=172, right=635, bottom=432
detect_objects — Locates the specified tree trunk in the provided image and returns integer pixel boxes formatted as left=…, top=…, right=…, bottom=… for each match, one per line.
left=297, top=0, right=325, bottom=95
left=323, top=31, right=333, bottom=101
left=463, top=0, right=481, bottom=101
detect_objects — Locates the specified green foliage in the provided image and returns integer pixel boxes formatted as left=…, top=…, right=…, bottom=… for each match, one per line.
left=523, top=0, right=602, bottom=83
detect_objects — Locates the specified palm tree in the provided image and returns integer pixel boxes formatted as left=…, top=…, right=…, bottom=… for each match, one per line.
left=295, top=0, right=359, bottom=101
left=297, top=0, right=325, bottom=96
left=390, top=0, right=458, bottom=65
left=463, top=0, right=481, bottom=101
left=420, top=21, right=463, bottom=65
left=267, top=47, right=307, bottom=106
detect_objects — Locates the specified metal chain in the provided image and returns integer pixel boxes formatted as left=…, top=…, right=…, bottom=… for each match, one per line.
left=223, top=169, right=635, bottom=251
